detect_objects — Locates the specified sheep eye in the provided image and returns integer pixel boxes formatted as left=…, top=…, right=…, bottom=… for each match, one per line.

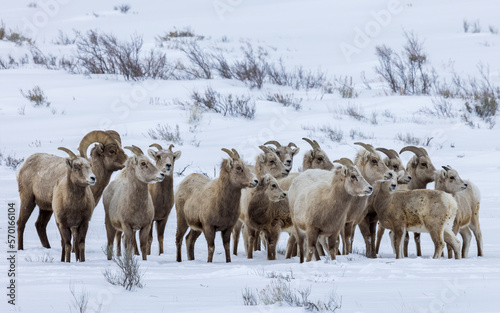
left=317, top=157, right=324, bottom=162
left=351, top=175, right=357, bottom=181
left=422, top=163, right=427, bottom=167
left=276, top=151, right=280, bottom=155
left=371, top=159, right=378, bottom=164
left=73, top=165, right=81, bottom=170
left=156, top=156, right=161, bottom=160
left=109, top=150, right=116, bottom=154
left=141, top=162, right=147, bottom=166
left=450, top=176, right=455, bottom=180
left=270, top=160, right=275, bottom=164
left=236, top=166, right=242, bottom=171
left=271, top=184, right=277, bottom=188
left=393, top=165, right=399, bottom=170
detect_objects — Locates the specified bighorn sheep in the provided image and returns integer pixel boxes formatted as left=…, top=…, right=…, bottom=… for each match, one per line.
left=348, top=142, right=392, bottom=258
left=52, top=148, right=95, bottom=262
left=301, top=137, right=334, bottom=171
left=399, top=146, right=437, bottom=257
left=103, top=145, right=165, bottom=261
left=232, top=145, right=288, bottom=255
left=369, top=172, right=463, bottom=259
left=240, top=174, right=288, bottom=260
left=145, top=143, right=182, bottom=255
left=264, top=140, right=300, bottom=171
left=175, top=148, right=258, bottom=263
left=17, top=130, right=126, bottom=250
left=435, top=166, right=482, bottom=258
left=289, top=158, right=373, bottom=263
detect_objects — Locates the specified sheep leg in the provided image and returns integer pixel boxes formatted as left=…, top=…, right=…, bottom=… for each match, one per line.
left=246, top=228, right=256, bottom=259
left=132, top=231, right=140, bottom=255
left=305, top=229, right=319, bottom=262
left=444, top=229, right=461, bottom=260
left=469, top=213, right=483, bottom=257
left=186, top=229, right=202, bottom=261
left=17, top=193, right=36, bottom=250
left=156, top=218, right=168, bottom=255
left=59, top=225, right=72, bottom=263
left=403, top=231, right=410, bottom=257
left=429, top=230, right=445, bottom=259
left=253, top=230, right=262, bottom=251
left=139, top=224, right=151, bottom=261
left=285, top=234, right=296, bottom=259
left=295, top=227, right=305, bottom=264
left=71, top=227, right=79, bottom=262
left=76, top=222, right=88, bottom=262
left=342, top=223, right=353, bottom=255
left=115, top=231, right=123, bottom=257
left=326, top=234, right=338, bottom=260
left=122, top=225, right=134, bottom=257
left=147, top=221, right=154, bottom=256
left=375, top=224, right=386, bottom=254
left=175, top=218, right=189, bottom=262
left=316, top=241, right=326, bottom=257
left=221, top=228, right=232, bottom=263
left=265, top=227, right=279, bottom=260
left=104, top=214, right=116, bottom=260
left=368, top=219, right=378, bottom=258
left=232, top=220, right=243, bottom=256
left=35, top=208, right=53, bottom=249
left=204, top=226, right=216, bottom=263
left=414, top=233, right=422, bottom=256
left=392, top=229, right=405, bottom=259
left=358, top=218, right=374, bottom=258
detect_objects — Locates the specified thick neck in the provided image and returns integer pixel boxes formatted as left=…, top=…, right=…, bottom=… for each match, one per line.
left=216, top=171, right=242, bottom=214
left=372, top=182, right=393, bottom=217
left=89, top=157, right=112, bottom=205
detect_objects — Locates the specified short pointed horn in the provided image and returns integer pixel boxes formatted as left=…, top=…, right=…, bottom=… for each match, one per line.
left=333, top=158, right=354, bottom=168
left=354, top=142, right=375, bottom=153
left=124, top=145, right=144, bottom=156
left=58, top=147, right=77, bottom=159
left=259, top=145, right=271, bottom=153
left=400, top=146, right=425, bottom=157
left=221, top=148, right=234, bottom=159
left=419, top=147, right=429, bottom=156
left=149, top=143, right=163, bottom=151
left=231, top=148, right=241, bottom=159
left=168, top=144, right=175, bottom=151
left=288, top=142, right=297, bottom=148
left=302, top=137, right=319, bottom=151
left=78, top=130, right=116, bottom=158
left=376, top=147, right=399, bottom=159
left=442, top=165, right=452, bottom=171
left=264, top=140, right=282, bottom=148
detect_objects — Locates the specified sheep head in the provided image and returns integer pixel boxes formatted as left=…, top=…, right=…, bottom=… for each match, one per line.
left=264, top=140, right=300, bottom=170
left=58, top=147, right=96, bottom=187
left=257, top=145, right=289, bottom=178
left=376, top=147, right=412, bottom=184
left=379, top=170, right=399, bottom=193
left=333, top=158, right=373, bottom=197
left=435, top=165, right=468, bottom=193
left=78, top=130, right=127, bottom=171
left=354, top=142, right=392, bottom=185
left=221, top=148, right=258, bottom=188
left=302, top=137, right=333, bottom=171
left=124, top=145, right=165, bottom=184
left=400, top=146, right=436, bottom=185
left=147, top=143, right=182, bottom=176
left=258, top=174, right=287, bottom=202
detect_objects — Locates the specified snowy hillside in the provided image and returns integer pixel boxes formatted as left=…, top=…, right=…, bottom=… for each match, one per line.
left=1, top=0, right=500, bottom=312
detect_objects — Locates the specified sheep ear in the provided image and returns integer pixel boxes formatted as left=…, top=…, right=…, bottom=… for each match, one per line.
left=343, top=167, right=348, bottom=176
left=173, top=151, right=182, bottom=160
left=267, top=146, right=276, bottom=153
left=397, top=170, right=404, bottom=180
left=147, top=149, right=156, bottom=159
left=261, top=174, right=271, bottom=186
left=258, top=154, right=265, bottom=164
left=96, top=143, right=105, bottom=156
left=227, top=158, right=234, bottom=167
left=132, top=156, right=139, bottom=165
left=440, top=169, right=447, bottom=178
left=292, top=147, right=300, bottom=156
left=308, top=150, right=315, bottom=159
left=411, top=156, right=419, bottom=168
left=65, top=158, right=72, bottom=168
left=363, top=151, right=371, bottom=162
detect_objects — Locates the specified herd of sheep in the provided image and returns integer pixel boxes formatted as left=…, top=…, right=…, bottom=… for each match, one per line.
left=15, top=130, right=483, bottom=263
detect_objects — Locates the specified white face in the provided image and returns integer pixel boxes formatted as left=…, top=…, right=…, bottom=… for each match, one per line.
left=68, top=158, right=96, bottom=186
left=134, top=156, right=165, bottom=184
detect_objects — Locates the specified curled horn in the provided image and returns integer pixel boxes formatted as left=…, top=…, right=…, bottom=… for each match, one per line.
left=78, top=130, right=116, bottom=158
left=333, top=158, right=354, bottom=168
left=231, top=148, right=241, bottom=159
left=419, top=147, right=429, bottom=156
left=400, top=146, right=425, bottom=157
left=149, top=143, right=163, bottom=151
left=168, top=144, right=175, bottom=151
left=376, top=147, right=399, bottom=159
left=264, top=140, right=282, bottom=148
left=302, top=137, right=320, bottom=151
left=442, top=165, right=452, bottom=171
left=221, top=148, right=235, bottom=159
left=58, top=147, right=77, bottom=159
left=288, top=142, right=297, bottom=148
left=354, top=142, right=375, bottom=153
left=124, top=145, right=144, bottom=156
left=105, top=130, right=122, bottom=145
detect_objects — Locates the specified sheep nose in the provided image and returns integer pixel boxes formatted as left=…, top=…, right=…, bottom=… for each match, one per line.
left=253, top=179, right=259, bottom=185
left=90, top=176, right=96, bottom=182
left=367, top=186, right=373, bottom=193
left=386, top=172, right=393, bottom=179
left=166, top=164, right=172, bottom=170
left=283, top=192, right=287, bottom=197
left=286, top=160, right=292, bottom=165
left=391, top=184, right=397, bottom=190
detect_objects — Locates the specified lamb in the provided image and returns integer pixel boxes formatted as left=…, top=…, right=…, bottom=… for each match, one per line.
left=146, top=143, right=182, bottom=255
left=17, top=130, right=127, bottom=250
left=52, top=148, right=95, bottom=262
left=289, top=158, right=373, bottom=263
left=263, top=140, right=300, bottom=171
left=435, top=166, right=482, bottom=258
left=347, top=142, right=392, bottom=258
left=369, top=172, right=463, bottom=259
left=103, top=145, right=165, bottom=261
left=240, top=174, right=288, bottom=260
left=175, top=148, right=258, bottom=263
left=399, top=145, right=437, bottom=257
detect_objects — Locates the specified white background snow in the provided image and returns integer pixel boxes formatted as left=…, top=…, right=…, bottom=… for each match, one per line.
left=1, top=0, right=500, bottom=312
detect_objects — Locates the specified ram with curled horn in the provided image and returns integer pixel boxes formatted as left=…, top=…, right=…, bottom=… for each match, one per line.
left=396, top=145, right=437, bottom=257
left=52, top=147, right=95, bottom=262
left=103, top=144, right=165, bottom=261
left=175, top=148, right=258, bottom=263
left=16, top=130, right=128, bottom=250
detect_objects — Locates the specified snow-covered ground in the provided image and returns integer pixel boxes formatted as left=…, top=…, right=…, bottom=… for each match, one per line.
left=1, top=0, right=500, bottom=312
